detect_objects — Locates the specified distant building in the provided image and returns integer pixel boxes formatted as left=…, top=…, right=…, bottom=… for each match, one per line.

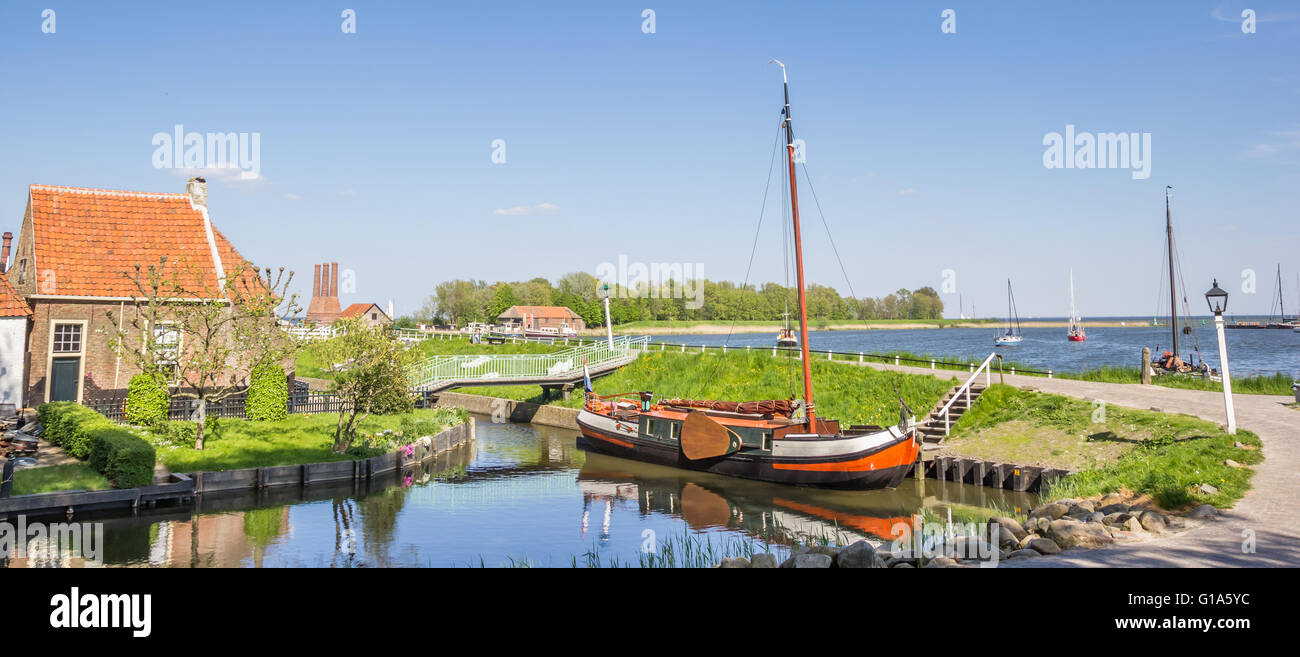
left=339, top=302, right=391, bottom=328
left=497, top=305, right=585, bottom=331
left=304, top=262, right=342, bottom=324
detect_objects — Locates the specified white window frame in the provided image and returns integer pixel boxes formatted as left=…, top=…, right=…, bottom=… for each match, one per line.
left=150, top=320, right=182, bottom=385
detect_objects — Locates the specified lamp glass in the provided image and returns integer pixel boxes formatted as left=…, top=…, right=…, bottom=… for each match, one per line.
left=1205, top=279, right=1228, bottom=315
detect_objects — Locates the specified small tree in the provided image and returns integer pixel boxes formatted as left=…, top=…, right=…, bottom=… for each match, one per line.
left=109, top=257, right=299, bottom=450
left=317, top=318, right=415, bottom=453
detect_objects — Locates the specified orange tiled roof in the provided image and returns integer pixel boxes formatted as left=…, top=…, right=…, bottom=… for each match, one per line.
left=0, top=270, right=30, bottom=317
left=501, top=305, right=580, bottom=319
left=26, top=184, right=251, bottom=299
left=339, top=302, right=383, bottom=319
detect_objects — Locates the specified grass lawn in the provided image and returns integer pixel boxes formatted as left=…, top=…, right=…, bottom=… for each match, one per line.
left=948, top=384, right=1263, bottom=509
left=12, top=463, right=113, bottom=495
left=463, top=350, right=956, bottom=428
left=152, top=407, right=468, bottom=473
left=1062, top=366, right=1295, bottom=396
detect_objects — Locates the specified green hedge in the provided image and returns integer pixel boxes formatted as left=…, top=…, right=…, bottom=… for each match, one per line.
left=125, top=373, right=170, bottom=426
left=37, top=402, right=157, bottom=489
left=246, top=360, right=288, bottom=422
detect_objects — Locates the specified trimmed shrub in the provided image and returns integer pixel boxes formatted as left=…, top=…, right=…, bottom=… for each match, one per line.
left=246, top=360, right=289, bottom=422
left=125, top=373, right=171, bottom=426
left=88, top=426, right=157, bottom=489
left=36, top=402, right=157, bottom=489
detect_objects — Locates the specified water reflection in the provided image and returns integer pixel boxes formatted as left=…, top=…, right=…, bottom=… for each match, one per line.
left=3, top=418, right=1036, bottom=568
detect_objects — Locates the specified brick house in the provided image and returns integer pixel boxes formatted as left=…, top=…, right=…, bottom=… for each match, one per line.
left=497, top=305, right=585, bottom=331
left=339, top=302, right=392, bottom=328
left=0, top=255, right=31, bottom=408
left=2, top=179, right=254, bottom=404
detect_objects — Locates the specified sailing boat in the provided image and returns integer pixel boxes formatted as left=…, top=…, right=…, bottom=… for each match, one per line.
left=1067, top=269, right=1085, bottom=342
left=1150, top=187, right=1205, bottom=373
left=994, top=279, right=1023, bottom=346
left=576, top=62, right=920, bottom=489
left=1265, top=265, right=1298, bottom=329
left=776, top=308, right=799, bottom=348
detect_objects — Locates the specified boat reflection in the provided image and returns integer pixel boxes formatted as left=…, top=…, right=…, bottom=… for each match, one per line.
left=577, top=450, right=1038, bottom=547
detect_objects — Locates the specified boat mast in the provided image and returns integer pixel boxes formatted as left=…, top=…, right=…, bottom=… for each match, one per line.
left=1166, top=186, right=1178, bottom=357
left=772, top=59, right=816, bottom=430
left=1277, top=264, right=1285, bottom=323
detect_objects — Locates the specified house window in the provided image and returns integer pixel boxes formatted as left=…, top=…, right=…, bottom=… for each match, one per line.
left=52, top=323, right=82, bottom=353
left=16, top=258, right=27, bottom=285
left=153, top=323, right=181, bottom=380
left=371, top=313, right=377, bottom=320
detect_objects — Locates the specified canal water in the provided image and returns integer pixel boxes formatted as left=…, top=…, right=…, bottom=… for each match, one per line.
left=651, top=320, right=1300, bottom=378
left=4, top=417, right=1035, bottom=568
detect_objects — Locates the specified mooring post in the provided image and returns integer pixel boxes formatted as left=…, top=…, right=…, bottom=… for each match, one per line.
left=1, top=459, right=13, bottom=498
left=1047, top=368, right=1053, bottom=379
left=859, top=352, right=863, bottom=363
left=1141, top=347, right=1152, bottom=384
left=894, top=356, right=899, bottom=365
left=930, top=359, right=935, bottom=370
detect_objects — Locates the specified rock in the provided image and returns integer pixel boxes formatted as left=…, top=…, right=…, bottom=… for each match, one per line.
left=1200, top=483, right=1220, bottom=495
left=719, top=557, right=750, bottom=568
left=1102, top=512, right=1132, bottom=526
left=1188, top=504, right=1219, bottom=519
left=749, top=553, right=778, bottom=568
left=1098, top=503, right=1130, bottom=515
left=923, top=556, right=959, bottom=568
left=1030, top=516, right=1052, bottom=534
left=1123, top=517, right=1144, bottom=533
left=781, top=553, right=833, bottom=568
left=1006, top=548, right=1042, bottom=560
left=1233, top=441, right=1245, bottom=449
left=1074, top=500, right=1096, bottom=512
left=1049, top=518, right=1114, bottom=548
left=1083, top=512, right=1105, bottom=524
left=1030, top=503, right=1070, bottom=520
left=1053, top=498, right=1080, bottom=508
left=992, top=517, right=1028, bottom=541
left=1139, top=511, right=1167, bottom=533
left=1027, top=537, right=1062, bottom=555
left=952, top=536, right=996, bottom=561
left=808, top=545, right=841, bottom=559
left=1224, top=459, right=1242, bottom=468
left=892, top=562, right=915, bottom=568
left=1099, top=493, right=1125, bottom=507
left=836, top=540, right=883, bottom=568
left=997, top=530, right=1022, bottom=551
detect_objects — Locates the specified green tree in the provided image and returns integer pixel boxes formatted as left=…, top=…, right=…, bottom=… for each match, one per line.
left=486, top=283, right=519, bottom=320
left=316, top=318, right=415, bottom=453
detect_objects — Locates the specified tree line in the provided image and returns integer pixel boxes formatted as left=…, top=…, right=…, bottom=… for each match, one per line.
left=399, top=272, right=944, bottom=328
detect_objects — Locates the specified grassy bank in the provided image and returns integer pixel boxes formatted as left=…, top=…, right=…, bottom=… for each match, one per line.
left=464, top=350, right=955, bottom=427
left=11, top=463, right=113, bottom=496
left=948, top=384, right=1262, bottom=508
left=610, top=319, right=994, bottom=334
left=150, top=407, right=468, bottom=473
left=1061, top=366, right=1295, bottom=396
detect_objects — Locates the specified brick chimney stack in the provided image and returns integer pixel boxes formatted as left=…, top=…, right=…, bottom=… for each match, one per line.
left=305, top=260, right=343, bottom=324
left=186, top=176, right=207, bottom=209
left=0, top=232, right=11, bottom=274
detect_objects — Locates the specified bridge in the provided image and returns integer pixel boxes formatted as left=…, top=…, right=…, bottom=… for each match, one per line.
left=407, top=336, right=651, bottom=396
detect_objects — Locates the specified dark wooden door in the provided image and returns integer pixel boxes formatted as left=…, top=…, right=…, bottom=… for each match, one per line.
left=49, top=357, right=80, bottom=402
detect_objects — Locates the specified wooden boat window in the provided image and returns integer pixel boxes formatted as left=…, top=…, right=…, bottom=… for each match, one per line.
left=670, top=422, right=681, bottom=441
left=762, top=432, right=773, bottom=451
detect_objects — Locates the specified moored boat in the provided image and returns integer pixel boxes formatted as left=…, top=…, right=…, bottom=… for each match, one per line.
left=1067, top=268, right=1085, bottom=341
left=994, top=279, right=1023, bottom=346
left=576, top=62, right=919, bottom=490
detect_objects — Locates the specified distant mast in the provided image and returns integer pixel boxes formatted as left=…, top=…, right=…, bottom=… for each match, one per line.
left=1166, top=186, right=1178, bottom=357
left=772, top=59, right=816, bottom=430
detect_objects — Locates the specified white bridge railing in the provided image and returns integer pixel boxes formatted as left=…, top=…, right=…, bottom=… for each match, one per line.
left=935, top=352, right=996, bottom=436
left=407, top=336, right=651, bottom=391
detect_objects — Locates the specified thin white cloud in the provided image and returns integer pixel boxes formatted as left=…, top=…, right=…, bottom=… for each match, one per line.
left=172, top=164, right=264, bottom=185
left=493, top=202, right=558, bottom=216
left=898, top=187, right=917, bottom=196
left=1245, top=129, right=1300, bottom=158
left=282, top=193, right=301, bottom=200
left=1211, top=5, right=1300, bottom=23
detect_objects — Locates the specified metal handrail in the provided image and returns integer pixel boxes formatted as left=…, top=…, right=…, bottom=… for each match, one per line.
left=406, top=336, right=650, bottom=390
left=934, top=352, right=997, bottom=436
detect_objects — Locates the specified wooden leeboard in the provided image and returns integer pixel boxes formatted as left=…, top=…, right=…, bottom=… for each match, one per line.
left=680, top=411, right=738, bottom=460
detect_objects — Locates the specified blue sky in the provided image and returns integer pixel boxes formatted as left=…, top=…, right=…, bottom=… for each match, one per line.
left=1, top=1, right=1297, bottom=319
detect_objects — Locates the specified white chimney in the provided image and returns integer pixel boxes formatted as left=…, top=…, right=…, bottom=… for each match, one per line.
left=187, top=176, right=207, bottom=209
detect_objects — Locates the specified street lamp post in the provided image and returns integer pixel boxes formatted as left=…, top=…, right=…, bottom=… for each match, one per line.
left=599, top=283, right=614, bottom=349
left=1205, top=279, right=1235, bottom=434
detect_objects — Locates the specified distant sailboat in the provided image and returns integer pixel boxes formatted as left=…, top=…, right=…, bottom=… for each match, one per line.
left=1067, top=269, right=1085, bottom=342
left=995, top=279, right=1023, bottom=346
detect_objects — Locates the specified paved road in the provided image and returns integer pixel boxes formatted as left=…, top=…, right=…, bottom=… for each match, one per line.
left=858, top=360, right=1300, bottom=567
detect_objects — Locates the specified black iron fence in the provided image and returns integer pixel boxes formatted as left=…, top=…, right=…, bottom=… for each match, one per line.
left=83, top=384, right=439, bottom=424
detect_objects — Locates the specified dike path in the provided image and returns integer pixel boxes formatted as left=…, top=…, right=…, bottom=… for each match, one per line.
left=856, top=360, right=1300, bottom=567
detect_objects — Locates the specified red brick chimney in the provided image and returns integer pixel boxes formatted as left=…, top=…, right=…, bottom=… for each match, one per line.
left=0, top=232, right=11, bottom=274
left=304, top=260, right=343, bottom=324
left=330, top=261, right=339, bottom=297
